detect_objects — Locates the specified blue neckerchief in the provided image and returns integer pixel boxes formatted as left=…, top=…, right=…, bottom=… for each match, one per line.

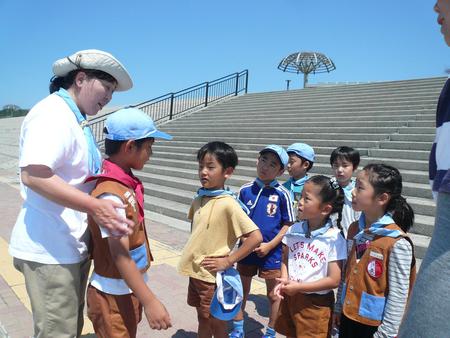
left=286, top=176, right=308, bottom=201
left=353, top=213, right=403, bottom=240
left=250, top=178, right=279, bottom=212
left=55, top=88, right=101, bottom=175
left=196, top=187, right=250, bottom=215
left=341, top=178, right=355, bottom=202
left=286, top=218, right=334, bottom=239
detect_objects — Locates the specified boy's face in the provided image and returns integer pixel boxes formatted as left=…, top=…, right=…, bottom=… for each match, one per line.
left=331, top=158, right=355, bottom=187
left=287, top=154, right=309, bottom=180
left=128, top=138, right=154, bottom=170
left=435, top=0, right=450, bottom=46
left=256, top=151, right=284, bottom=183
left=198, top=153, right=233, bottom=190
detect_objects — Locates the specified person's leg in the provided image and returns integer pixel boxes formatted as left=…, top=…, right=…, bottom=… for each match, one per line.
left=398, top=192, right=450, bottom=337
left=210, top=317, right=228, bottom=338
left=265, top=278, right=281, bottom=330
left=76, top=258, right=91, bottom=337
left=13, top=258, right=86, bottom=338
left=234, top=274, right=253, bottom=321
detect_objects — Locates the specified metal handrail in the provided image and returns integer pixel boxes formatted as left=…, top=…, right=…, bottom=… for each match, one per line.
left=90, top=70, right=249, bottom=144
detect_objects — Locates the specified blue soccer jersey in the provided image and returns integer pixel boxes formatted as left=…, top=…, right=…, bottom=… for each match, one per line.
left=238, top=179, right=295, bottom=270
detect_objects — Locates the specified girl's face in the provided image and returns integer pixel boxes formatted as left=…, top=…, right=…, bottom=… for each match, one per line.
left=298, top=181, right=330, bottom=223
left=435, top=0, right=450, bottom=46
left=73, top=72, right=116, bottom=116
left=352, top=170, right=377, bottom=212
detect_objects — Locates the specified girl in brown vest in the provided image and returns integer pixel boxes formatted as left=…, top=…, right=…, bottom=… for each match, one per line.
left=333, top=163, right=416, bottom=338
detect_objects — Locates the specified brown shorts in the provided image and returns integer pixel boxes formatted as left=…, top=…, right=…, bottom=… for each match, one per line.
left=187, top=277, right=216, bottom=319
left=275, top=291, right=334, bottom=338
left=237, top=263, right=281, bottom=279
left=87, top=284, right=142, bottom=338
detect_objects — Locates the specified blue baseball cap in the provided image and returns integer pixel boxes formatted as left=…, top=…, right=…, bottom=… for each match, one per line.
left=260, top=144, right=289, bottom=168
left=104, top=108, right=172, bottom=141
left=210, top=268, right=243, bottom=321
left=287, top=143, right=315, bottom=163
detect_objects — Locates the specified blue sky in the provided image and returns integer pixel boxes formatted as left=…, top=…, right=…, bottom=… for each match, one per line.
left=0, top=0, right=448, bottom=109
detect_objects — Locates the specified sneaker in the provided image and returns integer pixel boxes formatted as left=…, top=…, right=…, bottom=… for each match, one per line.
left=229, top=330, right=244, bottom=338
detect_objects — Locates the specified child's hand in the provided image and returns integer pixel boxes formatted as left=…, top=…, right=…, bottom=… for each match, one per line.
left=276, top=278, right=301, bottom=296
left=254, top=242, right=272, bottom=257
left=144, top=298, right=172, bottom=330
left=200, top=256, right=231, bottom=273
left=332, top=312, right=341, bottom=330
left=274, top=278, right=288, bottom=299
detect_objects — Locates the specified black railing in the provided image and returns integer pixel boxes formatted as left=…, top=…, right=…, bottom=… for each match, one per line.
left=90, top=70, right=249, bottom=144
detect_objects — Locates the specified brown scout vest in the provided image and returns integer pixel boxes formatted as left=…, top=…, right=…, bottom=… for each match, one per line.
left=342, top=221, right=416, bottom=326
left=88, top=179, right=152, bottom=279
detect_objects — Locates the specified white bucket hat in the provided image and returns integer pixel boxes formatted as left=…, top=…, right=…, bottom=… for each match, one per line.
left=52, top=49, right=133, bottom=91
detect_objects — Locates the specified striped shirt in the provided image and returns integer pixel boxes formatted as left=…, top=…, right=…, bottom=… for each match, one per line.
left=429, top=78, right=450, bottom=197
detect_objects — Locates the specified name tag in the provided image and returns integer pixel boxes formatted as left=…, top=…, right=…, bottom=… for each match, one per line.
left=369, top=251, right=384, bottom=260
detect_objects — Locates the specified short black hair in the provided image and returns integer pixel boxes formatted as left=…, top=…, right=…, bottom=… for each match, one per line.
left=49, top=69, right=117, bottom=94
left=288, top=152, right=314, bottom=171
left=104, top=135, right=153, bottom=156
left=330, top=146, right=360, bottom=170
left=197, top=141, right=238, bottom=169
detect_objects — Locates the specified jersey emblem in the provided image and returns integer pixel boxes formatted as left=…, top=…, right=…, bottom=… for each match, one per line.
left=267, top=203, right=277, bottom=216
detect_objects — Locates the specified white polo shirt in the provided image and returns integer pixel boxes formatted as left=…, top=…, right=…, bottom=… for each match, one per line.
left=9, top=93, right=98, bottom=264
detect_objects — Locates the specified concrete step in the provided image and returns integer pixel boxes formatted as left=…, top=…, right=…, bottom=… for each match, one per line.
left=409, top=233, right=431, bottom=259
left=367, top=148, right=430, bottom=161
left=398, top=127, right=435, bottom=134
left=156, top=138, right=382, bottom=149
left=378, top=141, right=432, bottom=151
left=167, top=127, right=399, bottom=136
left=163, top=121, right=409, bottom=131
left=361, top=156, right=428, bottom=171
left=389, top=134, right=435, bottom=142
left=172, top=114, right=423, bottom=125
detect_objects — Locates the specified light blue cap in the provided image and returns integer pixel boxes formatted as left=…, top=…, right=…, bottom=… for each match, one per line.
left=287, top=143, right=315, bottom=162
left=210, top=268, right=243, bottom=321
left=104, top=108, right=172, bottom=141
left=260, top=144, right=289, bottom=168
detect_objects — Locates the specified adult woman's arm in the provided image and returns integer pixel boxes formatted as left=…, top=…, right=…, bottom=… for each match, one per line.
left=21, top=165, right=134, bottom=235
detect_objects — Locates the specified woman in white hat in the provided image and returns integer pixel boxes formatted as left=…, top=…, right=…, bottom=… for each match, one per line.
left=9, top=49, right=134, bottom=337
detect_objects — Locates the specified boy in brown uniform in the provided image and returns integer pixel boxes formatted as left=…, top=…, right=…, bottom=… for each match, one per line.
left=86, top=108, right=172, bottom=337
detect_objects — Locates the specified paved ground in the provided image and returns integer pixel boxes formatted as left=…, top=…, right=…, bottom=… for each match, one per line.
left=0, top=174, right=271, bottom=337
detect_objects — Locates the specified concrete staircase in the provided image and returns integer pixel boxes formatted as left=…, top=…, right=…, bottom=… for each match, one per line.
left=141, top=76, right=447, bottom=259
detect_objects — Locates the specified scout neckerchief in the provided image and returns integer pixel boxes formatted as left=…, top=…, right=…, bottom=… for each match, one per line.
left=354, top=213, right=402, bottom=241
left=341, top=178, right=355, bottom=202
left=196, top=187, right=250, bottom=215
left=285, top=218, right=334, bottom=239
left=285, top=175, right=308, bottom=201
left=87, top=159, right=145, bottom=223
left=55, top=88, right=101, bottom=175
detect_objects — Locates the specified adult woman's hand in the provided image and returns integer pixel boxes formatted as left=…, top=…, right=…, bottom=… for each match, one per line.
left=21, top=165, right=134, bottom=235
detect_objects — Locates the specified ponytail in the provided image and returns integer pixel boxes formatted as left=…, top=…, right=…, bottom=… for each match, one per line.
left=363, top=163, right=414, bottom=233
left=387, top=195, right=414, bottom=232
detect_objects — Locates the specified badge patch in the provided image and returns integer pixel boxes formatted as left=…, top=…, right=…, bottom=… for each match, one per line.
left=367, top=259, right=383, bottom=279
left=267, top=203, right=277, bottom=216
left=369, top=251, right=384, bottom=260
left=269, top=194, right=279, bottom=202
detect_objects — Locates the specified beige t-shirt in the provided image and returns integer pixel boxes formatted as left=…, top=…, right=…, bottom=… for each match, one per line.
left=177, top=195, right=259, bottom=283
